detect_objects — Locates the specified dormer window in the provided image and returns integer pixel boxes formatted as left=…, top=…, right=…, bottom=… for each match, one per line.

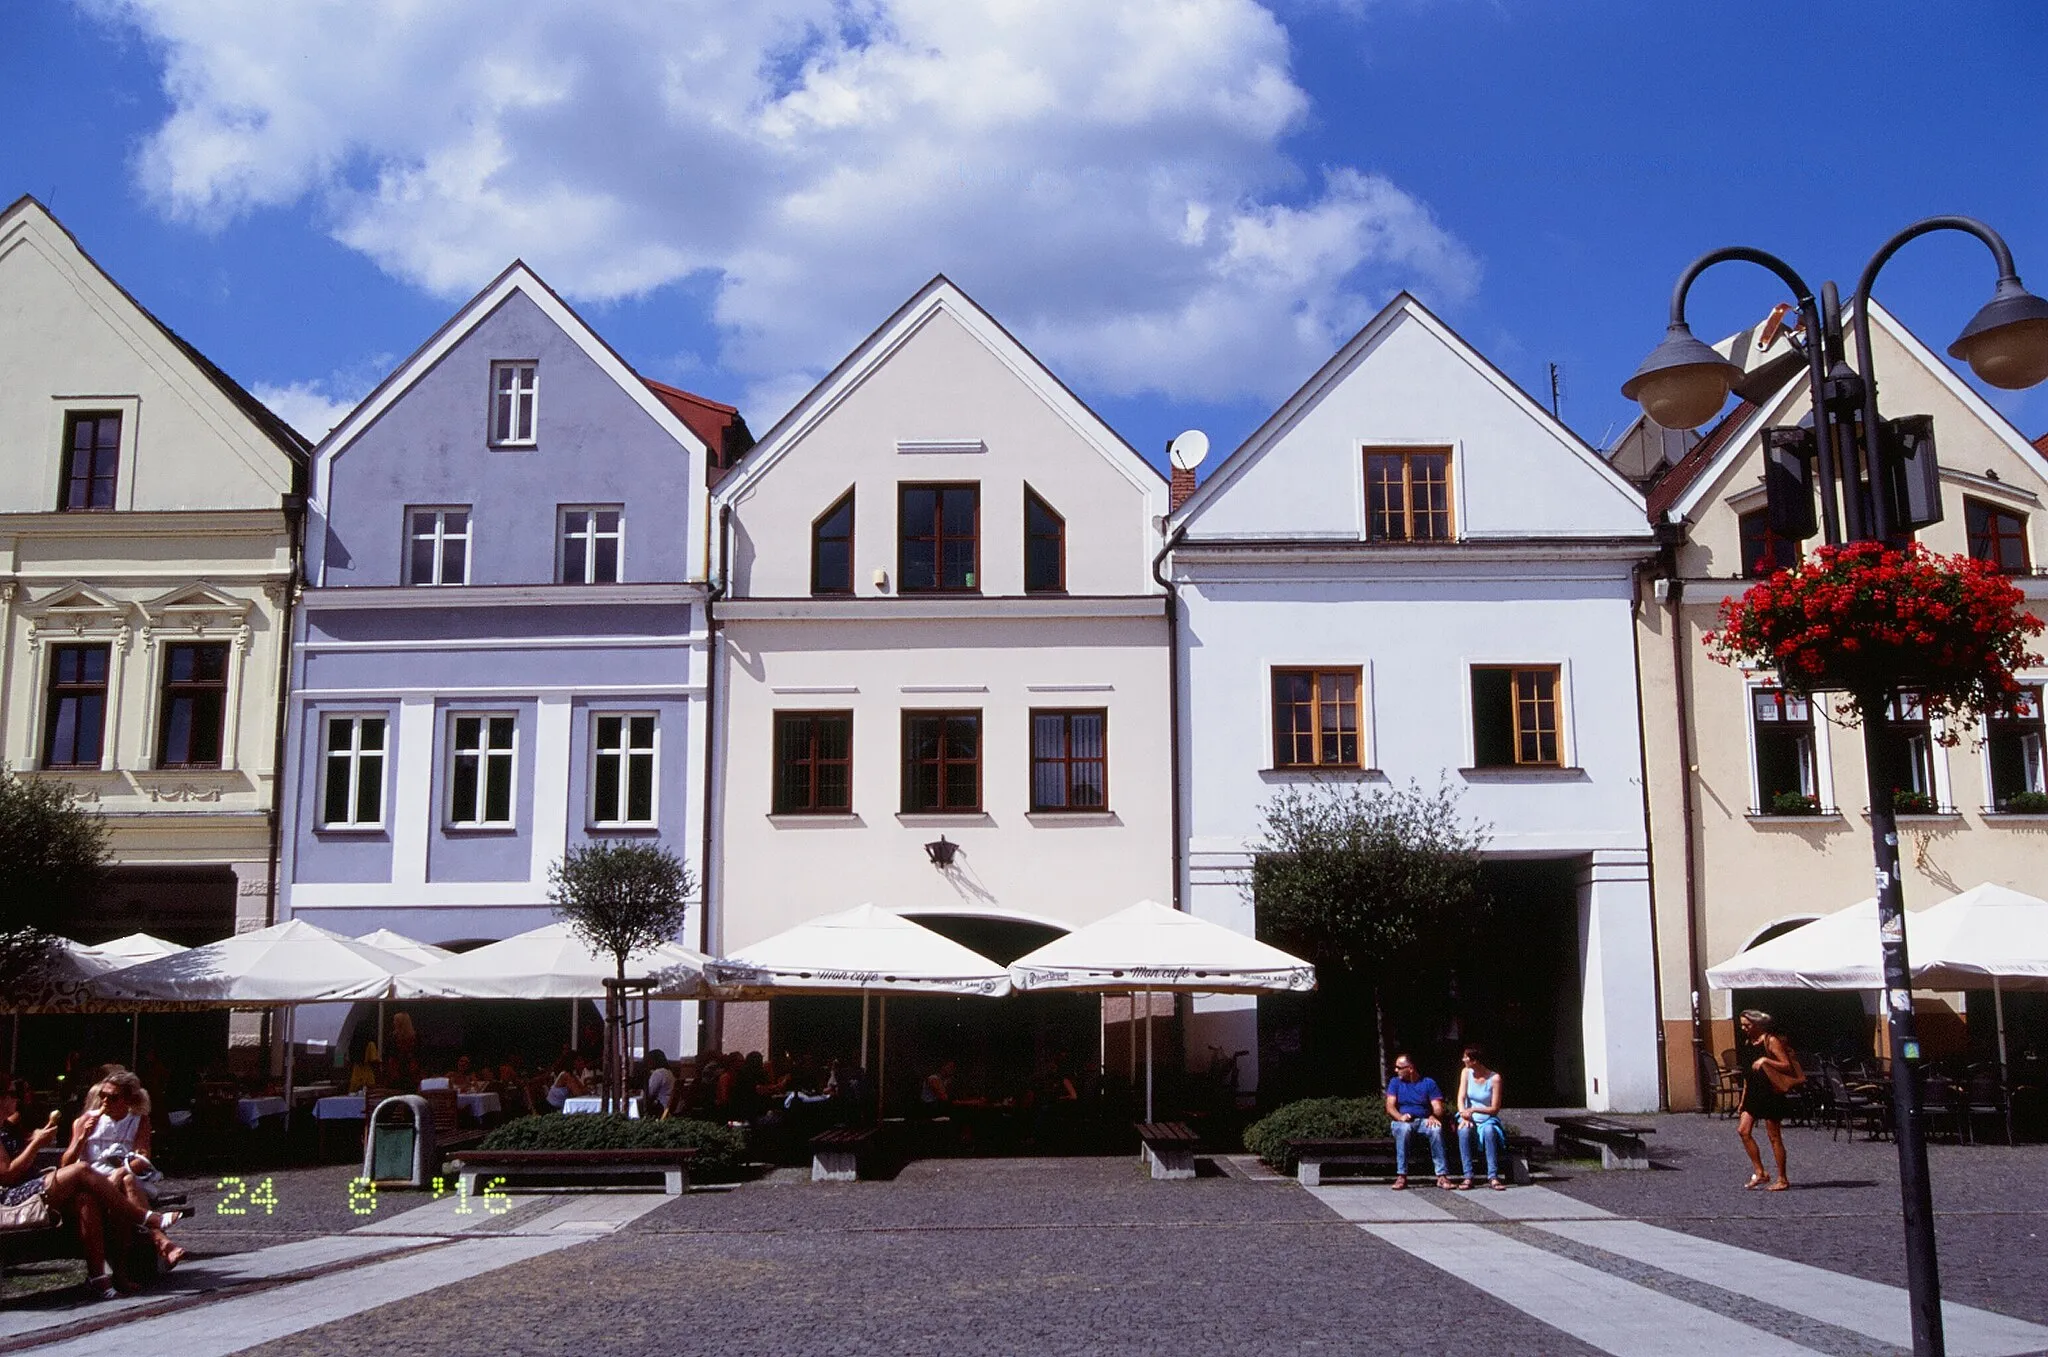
left=1365, top=448, right=1452, bottom=541
left=491, top=362, right=538, bottom=446
left=1024, top=487, right=1065, bottom=593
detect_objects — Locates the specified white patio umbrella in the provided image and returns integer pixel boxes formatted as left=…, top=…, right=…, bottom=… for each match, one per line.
left=355, top=930, right=455, bottom=1059
left=93, top=920, right=423, bottom=1110
left=1009, top=900, right=1317, bottom=1121
left=1704, top=897, right=1907, bottom=992
left=702, top=905, right=1011, bottom=1115
left=91, top=934, right=189, bottom=967
left=392, top=922, right=711, bottom=1000
left=1908, top=882, right=2048, bottom=1138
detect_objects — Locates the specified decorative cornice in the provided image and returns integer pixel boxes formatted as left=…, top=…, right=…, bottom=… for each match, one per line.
left=301, top=582, right=707, bottom=611
left=715, top=595, right=1166, bottom=622
left=0, top=508, right=293, bottom=539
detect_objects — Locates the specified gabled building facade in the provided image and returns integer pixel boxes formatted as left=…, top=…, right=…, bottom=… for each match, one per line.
left=708, top=278, right=1173, bottom=1073
left=1171, top=294, right=1663, bottom=1110
left=1637, top=300, right=2048, bottom=1107
left=279, top=263, right=735, bottom=1057
left=0, top=197, right=306, bottom=968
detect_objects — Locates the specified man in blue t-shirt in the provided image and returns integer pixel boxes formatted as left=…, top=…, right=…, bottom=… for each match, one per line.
left=1383, top=1053, right=1448, bottom=1189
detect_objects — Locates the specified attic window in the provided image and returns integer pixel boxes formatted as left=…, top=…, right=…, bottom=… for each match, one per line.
left=60, top=412, right=121, bottom=512
left=1364, top=448, right=1453, bottom=541
left=491, top=362, right=538, bottom=446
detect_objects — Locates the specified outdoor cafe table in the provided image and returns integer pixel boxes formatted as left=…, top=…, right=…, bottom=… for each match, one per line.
left=314, top=1090, right=503, bottom=1121
left=235, top=1096, right=286, bottom=1128
left=562, top=1096, right=639, bottom=1118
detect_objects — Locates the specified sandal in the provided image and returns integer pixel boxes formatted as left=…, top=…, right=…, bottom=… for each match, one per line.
left=1743, top=1172, right=1768, bottom=1190
left=146, top=1209, right=187, bottom=1230
left=86, top=1273, right=118, bottom=1301
left=1766, top=1179, right=1790, bottom=1192
left=1455, top=1177, right=1474, bottom=1191
left=1489, top=1177, right=1507, bottom=1191
left=1390, top=1175, right=1408, bottom=1191
left=1435, top=1175, right=1454, bottom=1190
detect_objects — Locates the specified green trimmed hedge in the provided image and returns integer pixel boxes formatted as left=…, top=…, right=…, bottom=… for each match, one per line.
left=1243, top=1097, right=1391, bottom=1170
left=478, top=1115, right=747, bottom=1181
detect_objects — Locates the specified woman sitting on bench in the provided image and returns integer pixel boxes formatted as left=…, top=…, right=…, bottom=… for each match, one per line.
left=2, top=1075, right=186, bottom=1298
left=1452, top=1047, right=1508, bottom=1191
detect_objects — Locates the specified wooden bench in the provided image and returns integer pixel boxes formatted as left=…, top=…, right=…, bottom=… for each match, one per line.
left=1136, top=1122, right=1199, bottom=1180
left=809, top=1127, right=876, bottom=1182
left=445, top=1149, right=695, bottom=1197
left=1288, top=1135, right=1538, bottom=1187
left=1544, top=1115, right=1655, bottom=1170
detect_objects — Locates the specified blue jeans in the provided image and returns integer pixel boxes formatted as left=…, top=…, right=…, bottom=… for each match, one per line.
left=1458, top=1117, right=1505, bottom=1179
left=1390, top=1117, right=1445, bottom=1176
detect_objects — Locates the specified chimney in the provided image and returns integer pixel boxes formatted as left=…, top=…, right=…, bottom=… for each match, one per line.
left=1169, top=465, right=1197, bottom=511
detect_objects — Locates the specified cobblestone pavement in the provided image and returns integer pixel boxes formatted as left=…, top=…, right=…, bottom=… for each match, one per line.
left=11, top=1116, right=2047, bottom=1356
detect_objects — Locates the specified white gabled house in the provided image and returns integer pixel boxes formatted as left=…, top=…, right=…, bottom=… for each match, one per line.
left=1170, top=292, right=1663, bottom=1110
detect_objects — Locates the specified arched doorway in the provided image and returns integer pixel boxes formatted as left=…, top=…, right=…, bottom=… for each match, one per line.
left=1731, top=918, right=1874, bottom=1064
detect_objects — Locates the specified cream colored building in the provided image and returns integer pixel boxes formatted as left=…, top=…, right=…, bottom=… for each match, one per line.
left=1635, top=300, right=2048, bottom=1107
left=0, top=197, right=305, bottom=961
left=708, top=278, right=1172, bottom=1076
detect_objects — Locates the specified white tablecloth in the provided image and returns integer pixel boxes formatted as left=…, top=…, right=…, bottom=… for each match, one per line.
left=561, top=1096, right=639, bottom=1118
left=458, top=1091, right=502, bottom=1119
left=314, top=1095, right=366, bottom=1121
left=235, top=1096, right=286, bottom=1128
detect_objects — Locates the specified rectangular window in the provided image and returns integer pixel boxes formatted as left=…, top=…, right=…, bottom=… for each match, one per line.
left=1030, top=709, right=1106, bottom=810
left=1751, top=688, right=1818, bottom=811
left=902, top=710, right=981, bottom=812
left=321, top=714, right=387, bottom=828
left=1472, top=665, right=1562, bottom=768
left=491, top=362, right=538, bottom=445
left=1365, top=448, right=1453, bottom=542
left=1987, top=686, right=2045, bottom=810
left=1966, top=497, right=2031, bottom=574
left=1024, top=488, right=1065, bottom=593
left=591, top=713, right=657, bottom=826
left=1737, top=508, right=1801, bottom=578
left=42, top=644, right=111, bottom=768
left=1270, top=668, right=1362, bottom=769
left=899, top=484, right=979, bottom=591
left=447, top=713, right=517, bottom=827
left=157, top=642, right=229, bottom=768
left=59, top=412, right=121, bottom=512
left=811, top=491, right=854, bottom=595
left=407, top=508, right=471, bottom=586
left=559, top=506, right=623, bottom=584
left=1876, top=689, right=1939, bottom=811
left=773, top=711, right=853, bottom=814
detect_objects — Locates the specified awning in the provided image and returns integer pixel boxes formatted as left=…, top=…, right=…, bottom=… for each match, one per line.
left=703, top=904, right=1010, bottom=998
left=393, top=922, right=713, bottom=1000
left=1009, top=900, right=1316, bottom=994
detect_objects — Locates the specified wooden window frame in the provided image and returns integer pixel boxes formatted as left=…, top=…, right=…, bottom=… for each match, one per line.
left=773, top=710, right=854, bottom=815
left=1364, top=447, right=1454, bottom=543
left=559, top=505, right=624, bottom=584
left=1023, top=486, right=1066, bottom=594
left=590, top=712, right=659, bottom=827
left=1965, top=496, right=2031, bottom=574
left=1471, top=664, right=1563, bottom=768
left=900, top=709, right=983, bottom=813
left=320, top=713, right=388, bottom=830
left=1029, top=708, right=1108, bottom=811
left=156, top=641, right=231, bottom=770
left=42, top=643, right=111, bottom=769
left=59, top=411, right=121, bottom=513
left=897, top=483, right=980, bottom=593
left=490, top=361, right=539, bottom=446
left=811, top=490, right=855, bottom=596
left=446, top=711, right=518, bottom=828
left=1749, top=686, right=1818, bottom=811
left=407, top=507, right=472, bottom=586
left=1269, top=667, right=1364, bottom=770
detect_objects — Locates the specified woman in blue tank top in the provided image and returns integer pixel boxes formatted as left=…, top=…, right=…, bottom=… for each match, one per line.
left=1453, top=1045, right=1508, bottom=1191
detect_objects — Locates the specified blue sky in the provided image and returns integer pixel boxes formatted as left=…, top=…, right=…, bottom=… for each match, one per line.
left=5, top=1, right=2044, bottom=467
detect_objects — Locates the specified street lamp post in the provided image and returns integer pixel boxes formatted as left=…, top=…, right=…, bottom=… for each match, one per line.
left=1625, top=217, right=2048, bottom=1357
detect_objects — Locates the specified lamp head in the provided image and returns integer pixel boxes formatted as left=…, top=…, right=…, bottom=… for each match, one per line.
left=1621, top=321, right=1745, bottom=429
left=1948, top=277, right=2048, bottom=390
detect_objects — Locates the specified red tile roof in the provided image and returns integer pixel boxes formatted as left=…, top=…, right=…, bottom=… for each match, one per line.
left=1643, top=401, right=1758, bottom=522
left=642, top=378, right=752, bottom=484
left=2033, top=431, right=2048, bottom=456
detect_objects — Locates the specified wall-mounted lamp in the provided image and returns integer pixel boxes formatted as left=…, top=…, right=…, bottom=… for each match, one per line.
left=924, top=836, right=958, bottom=868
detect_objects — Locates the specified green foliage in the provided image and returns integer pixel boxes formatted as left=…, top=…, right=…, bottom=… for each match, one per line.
left=1242, top=1097, right=1391, bottom=1169
left=1892, top=788, right=1939, bottom=816
left=1247, top=778, right=1489, bottom=976
left=0, top=773, right=111, bottom=990
left=1767, top=791, right=1822, bottom=816
left=549, top=841, right=695, bottom=974
left=478, top=1114, right=746, bottom=1180
left=2001, top=790, right=2048, bottom=815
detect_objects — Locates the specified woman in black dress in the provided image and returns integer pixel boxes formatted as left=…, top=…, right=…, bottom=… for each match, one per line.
left=1735, top=1010, right=1798, bottom=1191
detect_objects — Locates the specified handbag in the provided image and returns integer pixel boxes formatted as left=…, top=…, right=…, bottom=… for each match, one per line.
left=1762, top=1047, right=1806, bottom=1095
left=0, top=1188, right=56, bottom=1232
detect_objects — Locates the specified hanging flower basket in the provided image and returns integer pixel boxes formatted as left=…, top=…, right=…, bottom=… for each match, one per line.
left=1705, top=541, right=2043, bottom=728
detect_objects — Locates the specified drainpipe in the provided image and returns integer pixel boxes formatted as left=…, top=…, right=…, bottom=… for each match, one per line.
left=264, top=491, right=306, bottom=931
left=1149, top=521, right=1188, bottom=911
left=698, top=503, right=732, bottom=1055
left=1658, top=525, right=1710, bottom=1105
left=1629, top=556, right=1669, bottom=1112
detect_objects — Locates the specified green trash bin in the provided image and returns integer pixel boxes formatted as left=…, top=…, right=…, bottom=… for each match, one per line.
left=364, top=1095, right=435, bottom=1187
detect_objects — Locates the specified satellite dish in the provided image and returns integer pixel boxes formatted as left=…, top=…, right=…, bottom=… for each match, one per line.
left=1168, top=430, right=1210, bottom=472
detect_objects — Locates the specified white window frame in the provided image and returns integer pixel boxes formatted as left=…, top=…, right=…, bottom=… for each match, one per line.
left=1979, top=679, right=2047, bottom=810
left=406, top=506, right=472, bottom=586
left=490, top=361, right=538, bottom=447
left=558, top=505, right=625, bottom=585
left=1878, top=690, right=1954, bottom=814
left=319, top=712, right=389, bottom=830
left=588, top=711, right=659, bottom=828
left=1741, top=678, right=1837, bottom=814
left=445, top=710, right=518, bottom=829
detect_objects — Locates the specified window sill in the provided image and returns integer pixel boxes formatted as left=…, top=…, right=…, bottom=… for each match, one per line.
left=442, top=824, right=518, bottom=835
left=587, top=822, right=659, bottom=833
left=1888, top=812, right=1962, bottom=823
left=1982, top=811, right=2048, bottom=823
left=314, top=824, right=389, bottom=836
left=1025, top=810, right=1120, bottom=825
left=1259, top=766, right=1386, bottom=782
left=488, top=440, right=537, bottom=452
left=1458, top=766, right=1587, bottom=782
left=1744, top=811, right=1844, bottom=824
left=767, top=812, right=864, bottom=826
left=896, top=811, right=992, bottom=825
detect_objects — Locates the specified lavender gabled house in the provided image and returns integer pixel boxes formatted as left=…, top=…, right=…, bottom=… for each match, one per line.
left=278, top=263, right=745, bottom=1059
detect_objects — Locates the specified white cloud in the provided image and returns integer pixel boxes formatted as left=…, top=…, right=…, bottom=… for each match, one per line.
left=249, top=380, right=357, bottom=441
left=90, top=0, right=1478, bottom=417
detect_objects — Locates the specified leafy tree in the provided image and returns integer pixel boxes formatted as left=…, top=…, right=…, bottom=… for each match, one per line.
left=1247, top=778, right=1488, bottom=1087
left=0, top=773, right=110, bottom=993
left=550, top=840, right=694, bottom=1111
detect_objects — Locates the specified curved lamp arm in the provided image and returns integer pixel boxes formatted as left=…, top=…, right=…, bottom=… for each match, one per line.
left=1669, top=246, right=1819, bottom=326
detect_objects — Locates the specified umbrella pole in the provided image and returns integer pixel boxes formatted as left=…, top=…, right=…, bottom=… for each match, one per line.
left=878, top=996, right=888, bottom=1122
left=283, top=1008, right=296, bottom=1132
left=1995, top=979, right=2013, bottom=1146
left=860, top=995, right=870, bottom=1076
left=1144, top=990, right=1154, bottom=1125
left=569, top=998, right=577, bottom=1052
